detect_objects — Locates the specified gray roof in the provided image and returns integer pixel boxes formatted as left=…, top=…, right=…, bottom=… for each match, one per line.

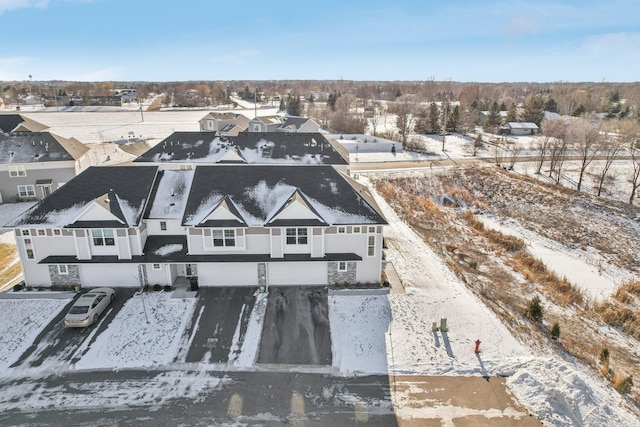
left=133, top=131, right=347, bottom=165
left=0, top=132, right=89, bottom=164
left=7, top=165, right=386, bottom=228
left=507, top=122, right=539, bottom=129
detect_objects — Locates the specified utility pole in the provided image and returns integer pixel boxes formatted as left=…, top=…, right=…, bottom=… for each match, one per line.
left=442, top=101, right=448, bottom=152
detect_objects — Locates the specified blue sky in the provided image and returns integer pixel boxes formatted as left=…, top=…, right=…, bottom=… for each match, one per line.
left=0, top=0, right=638, bottom=82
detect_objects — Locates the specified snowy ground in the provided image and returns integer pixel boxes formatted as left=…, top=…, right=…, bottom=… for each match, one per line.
left=1, top=110, right=639, bottom=425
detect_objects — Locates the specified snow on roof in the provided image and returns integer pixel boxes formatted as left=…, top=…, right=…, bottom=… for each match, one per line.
left=148, top=169, right=195, bottom=219
left=507, top=122, right=539, bottom=129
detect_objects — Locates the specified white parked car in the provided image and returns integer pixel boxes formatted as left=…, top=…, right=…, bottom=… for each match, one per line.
left=64, top=288, right=115, bottom=327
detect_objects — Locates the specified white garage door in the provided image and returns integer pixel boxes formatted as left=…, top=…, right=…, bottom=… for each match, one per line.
left=268, top=262, right=327, bottom=285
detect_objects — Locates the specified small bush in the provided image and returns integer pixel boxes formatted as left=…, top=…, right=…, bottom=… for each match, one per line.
left=614, top=373, right=634, bottom=395
left=551, top=323, right=560, bottom=339
left=13, top=283, right=23, bottom=291
left=600, top=348, right=610, bottom=365
left=153, top=284, right=162, bottom=292
left=163, top=285, right=172, bottom=292
left=526, top=296, right=544, bottom=322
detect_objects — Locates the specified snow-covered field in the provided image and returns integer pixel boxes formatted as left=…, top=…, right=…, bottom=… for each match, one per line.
left=1, top=109, right=639, bottom=425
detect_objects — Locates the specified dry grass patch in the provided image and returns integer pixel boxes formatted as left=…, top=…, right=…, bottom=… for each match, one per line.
left=0, top=243, right=21, bottom=286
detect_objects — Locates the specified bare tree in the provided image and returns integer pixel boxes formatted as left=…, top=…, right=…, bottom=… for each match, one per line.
left=536, top=118, right=565, bottom=174
left=619, top=120, right=640, bottom=204
left=595, top=120, right=624, bottom=196
left=390, top=96, right=419, bottom=148
left=569, top=116, right=603, bottom=191
left=549, top=131, right=568, bottom=185
left=369, top=101, right=382, bottom=136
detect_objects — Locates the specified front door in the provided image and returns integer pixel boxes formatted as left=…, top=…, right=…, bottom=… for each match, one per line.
left=185, top=264, right=193, bottom=277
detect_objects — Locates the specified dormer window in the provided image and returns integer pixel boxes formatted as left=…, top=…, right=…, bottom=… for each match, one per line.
left=9, top=165, right=26, bottom=177
left=286, top=228, right=308, bottom=245
left=212, top=229, right=236, bottom=247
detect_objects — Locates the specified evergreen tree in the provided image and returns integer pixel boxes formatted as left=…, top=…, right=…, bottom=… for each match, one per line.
left=545, top=97, right=558, bottom=113
left=499, top=102, right=507, bottom=111
left=526, top=296, right=544, bottom=322
left=573, top=104, right=586, bottom=117
left=286, top=95, right=302, bottom=116
left=428, top=103, right=441, bottom=134
left=327, top=91, right=339, bottom=112
left=506, top=103, right=518, bottom=124
left=413, top=108, right=429, bottom=134
left=278, top=99, right=286, bottom=111
left=523, top=93, right=546, bottom=126
left=446, top=105, right=460, bottom=133
left=486, top=101, right=501, bottom=131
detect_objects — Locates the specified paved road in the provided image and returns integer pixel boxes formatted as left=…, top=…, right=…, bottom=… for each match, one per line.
left=10, top=287, right=138, bottom=368
left=0, top=370, right=542, bottom=426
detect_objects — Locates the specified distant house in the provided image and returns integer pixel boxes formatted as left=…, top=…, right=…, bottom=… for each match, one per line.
left=499, top=122, right=540, bottom=136
left=277, top=116, right=321, bottom=133
left=7, top=165, right=387, bottom=289
left=198, top=112, right=249, bottom=135
left=248, top=115, right=283, bottom=133
left=0, top=114, right=49, bottom=133
left=0, top=132, right=90, bottom=203
left=132, top=131, right=348, bottom=169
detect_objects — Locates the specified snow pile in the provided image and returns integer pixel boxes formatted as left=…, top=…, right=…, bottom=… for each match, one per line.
left=153, top=244, right=183, bottom=256
left=232, top=291, right=268, bottom=368
left=507, top=358, right=640, bottom=427
left=75, top=292, right=196, bottom=369
left=0, top=298, right=72, bottom=370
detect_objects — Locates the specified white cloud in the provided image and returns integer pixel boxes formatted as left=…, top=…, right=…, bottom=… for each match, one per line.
left=504, top=14, right=540, bottom=37
left=0, top=0, right=48, bottom=15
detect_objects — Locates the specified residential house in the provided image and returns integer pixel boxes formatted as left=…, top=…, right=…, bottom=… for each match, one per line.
left=499, top=122, right=540, bottom=136
left=7, top=165, right=387, bottom=289
left=198, top=112, right=249, bottom=135
left=276, top=116, right=321, bottom=133
left=0, top=114, right=49, bottom=133
left=0, top=132, right=90, bottom=203
left=248, top=115, right=283, bottom=133
left=132, top=131, right=348, bottom=169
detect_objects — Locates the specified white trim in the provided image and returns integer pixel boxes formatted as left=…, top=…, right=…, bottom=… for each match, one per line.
left=8, top=165, right=26, bottom=177
left=57, top=264, right=68, bottom=275
left=338, top=261, right=347, bottom=272
left=17, top=184, right=36, bottom=198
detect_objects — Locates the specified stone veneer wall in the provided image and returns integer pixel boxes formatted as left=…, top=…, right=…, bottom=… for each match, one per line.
left=328, top=261, right=357, bottom=285
left=48, top=264, right=80, bottom=287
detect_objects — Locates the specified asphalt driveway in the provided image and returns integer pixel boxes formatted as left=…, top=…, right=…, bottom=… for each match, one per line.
left=183, top=287, right=256, bottom=364
left=258, top=286, right=331, bottom=366
left=10, top=287, right=138, bottom=368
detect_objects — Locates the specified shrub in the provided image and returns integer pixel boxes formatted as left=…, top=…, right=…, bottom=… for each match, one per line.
left=526, top=296, right=544, bottom=322
left=163, top=285, right=172, bottom=292
left=599, top=348, right=610, bottom=365
left=13, top=283, right=23, bottom=291
left=614, top=373, right=634, bottom=395
left=551, top=323, right=560, bottom=339
left=153, top=284, right=162, bottom=292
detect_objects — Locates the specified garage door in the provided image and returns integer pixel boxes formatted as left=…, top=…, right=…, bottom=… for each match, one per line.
left=268, top=262, right=327, bottom=285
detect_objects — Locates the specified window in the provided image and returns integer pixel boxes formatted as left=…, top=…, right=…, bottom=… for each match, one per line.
left=353, top=226, right=361, bottom=233
left=337, top=226, right=346, bottom=234
left=37, top=229, right=45, bottom=236
left=212, top=229, right=236, bottom=247
left=53, top=229, right=61, bottom=236
left=368, top=226, right=376, bottom=233
left=57, top=265, right=68, bottom=275
left=8, top=165, right=26, bottom=177
left=152, top=263, right=161, bottom=270
left=21, top=229, right=30, bottom=236
left=286, top=228, right=308, bottom=245
left=91, top=229, right=115, bottom=246
left=367, top=235, right=376, bottom=256
left=26, top=249, right=34, bottom=259
left=160, top=221, right=167, bottom=231
left=24, top=238, right=31, bottom=244
left=17, top=185, right=35, bottom=198
left=338, top=261, right=347, bottom=272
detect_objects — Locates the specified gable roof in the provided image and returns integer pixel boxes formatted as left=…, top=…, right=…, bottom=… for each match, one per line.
left=6, top=166, right=159, bottom=228
left=5, top=165, right=386, bottom=229
left=183, top=165, right=386, bottom=227
left=133, top=131, right=347, bottom=165
left=0, top=114, right=48, bottom=133
left=506, top=122, right=539, bottom=129
left=249, top=115, right=283, bottom=125
left=277, top=116, right=312, bottom=130
left=0, top=132, right=89, bottom=164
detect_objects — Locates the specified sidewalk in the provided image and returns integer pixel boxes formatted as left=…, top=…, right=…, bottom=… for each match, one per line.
left=384, top=261, right=405, bottom=294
